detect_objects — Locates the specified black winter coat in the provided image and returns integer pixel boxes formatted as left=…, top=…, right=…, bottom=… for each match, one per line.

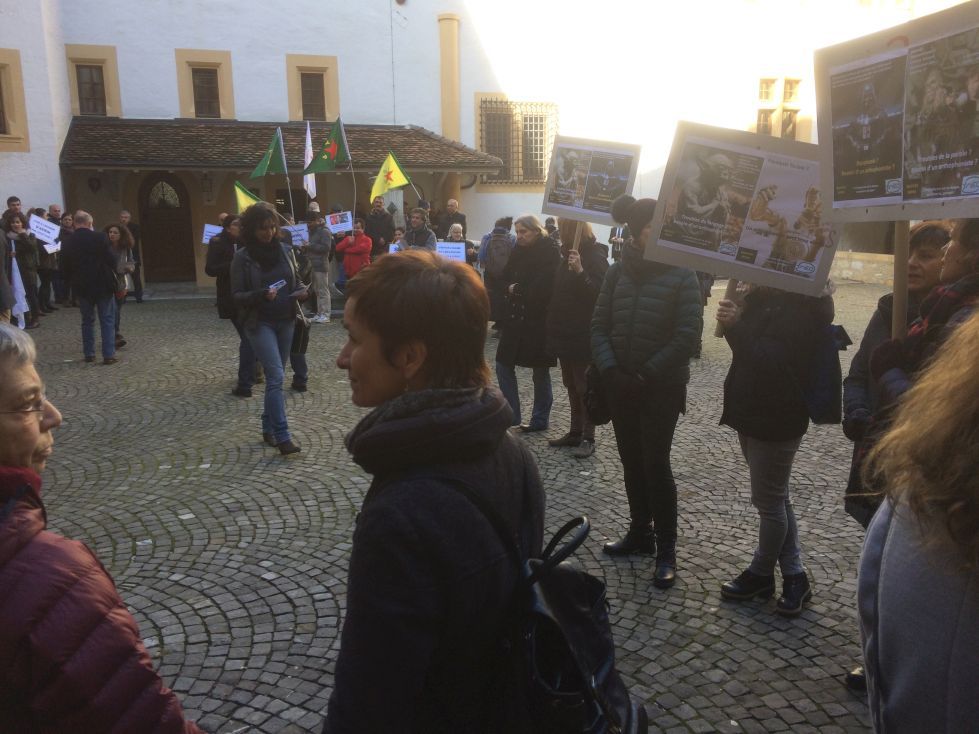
left=720, top=287, right=834, bottom=442
left=590, top=246, right=703, bottom=386
left=496, top=235, right=561, bottom=368
left=545, top=237, right=609, bottom=362
left=61, top=228, right=117, bottom=300
left=204, top=231, right=239, bottom=319
left=324, top=387, right=545, bottom=734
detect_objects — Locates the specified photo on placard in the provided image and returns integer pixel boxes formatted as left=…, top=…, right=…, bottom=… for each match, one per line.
left=829, top=53, right=906, bottom=204
left=582, top=154, right=631, bottom=214
left=660, top=140, right=761, bottom=253
left=904, top=26, right=979, bottom=201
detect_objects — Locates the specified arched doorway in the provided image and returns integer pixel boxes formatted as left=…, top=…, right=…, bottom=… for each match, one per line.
left=139, top=173, right=195, bottom=282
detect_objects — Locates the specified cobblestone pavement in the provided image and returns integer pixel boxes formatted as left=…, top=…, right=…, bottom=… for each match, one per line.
left=33, top=280, right=886, bottom=733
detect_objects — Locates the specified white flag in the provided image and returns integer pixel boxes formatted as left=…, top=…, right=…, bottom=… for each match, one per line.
left=9, top=242, right=28, bottom=329
left=303, top=121, right=317, bottom=200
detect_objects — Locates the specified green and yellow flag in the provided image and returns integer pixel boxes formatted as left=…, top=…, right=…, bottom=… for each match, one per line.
left=369, top=152, right=410, bottom=202
left=235, top=181, right=261, bottom=213
left=304, top=118, right=350, bottom=174
left=250, top=128, right=288, bottom=179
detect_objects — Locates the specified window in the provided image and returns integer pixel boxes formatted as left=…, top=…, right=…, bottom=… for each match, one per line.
left=300, top=72, right=326, bottom=121
left=0, top=76, right=6, bottom=135
left=76, top=64, right=106, bottom=116
left=757, top=109, right=774, bottom=136
left=781, top=109, right=798, bottom=140
left=0, top=49, right=28, bottom=151
left=783, top=78, right=800, bottom=104
left=191, top=67, right=220, bottom=118
left=759, top=78, right=776, bottom=102
left=148, top=181, right=181, bottom=209
left=479, top=98, right=558, bottom=184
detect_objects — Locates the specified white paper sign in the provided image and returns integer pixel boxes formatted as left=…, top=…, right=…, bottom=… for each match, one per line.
left=285, top=224, right=310, bottom=247
left=389, top=243, right=401, bottom=254
left=436, top=241, right=467, bottom=262
left=326, top=211, right=353, bottom=234
left=43, top=242, right=61, bottom=254
left=202, top=224, right=223, bottom=244
left=29, top=214, right=61, bottom=245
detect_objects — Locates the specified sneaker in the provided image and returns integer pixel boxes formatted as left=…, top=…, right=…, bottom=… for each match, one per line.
left=311, top=315, right=327, bottom=323
left=571, top=439, right=595, bottom=458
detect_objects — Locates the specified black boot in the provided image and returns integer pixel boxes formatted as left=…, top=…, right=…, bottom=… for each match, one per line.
left=652, top=534, right=677, bottom=589
left=720, top=569, right=775, bottom=601
left=603, top=527, right=655, bottom=556
left=844, top=665, right=867, bottom=694
left=776, top=572, right=812, bottom=616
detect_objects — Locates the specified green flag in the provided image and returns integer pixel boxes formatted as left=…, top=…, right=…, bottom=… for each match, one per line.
left=304, top=118, right=350, bottom=174
left=250, top=128, right=287, bottom=179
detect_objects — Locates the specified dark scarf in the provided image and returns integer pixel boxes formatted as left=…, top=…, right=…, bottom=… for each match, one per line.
left=903, top=273, right=979, bottom=369
left=622, top=241, right=668, bottom=280
left=244, top=237, right=282, bottom=271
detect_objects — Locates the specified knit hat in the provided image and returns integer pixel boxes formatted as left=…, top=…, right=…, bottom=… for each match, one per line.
left=308, top=202, right=320, bottom=213
left=611, top=195, right=657, bottom=236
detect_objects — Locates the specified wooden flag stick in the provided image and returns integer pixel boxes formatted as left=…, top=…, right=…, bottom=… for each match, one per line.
left=571, top=220, right=584, bottom=252
left=891, top=220, right=910, bottom=339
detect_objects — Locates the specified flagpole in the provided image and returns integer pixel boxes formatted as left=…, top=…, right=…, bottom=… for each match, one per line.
left=278, top=127, right=296, bottom=221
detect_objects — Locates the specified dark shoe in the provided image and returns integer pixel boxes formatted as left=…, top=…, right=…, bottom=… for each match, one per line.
left=25, top=322, right=40, bottom=330
left=720, top=569, right=776, bottom=601
left=653, top=536, right=677, bottom=589
left=277, top=439, right=302, bottom=456
left=776, top=572, right=812, bottom=616
left=548, top=432, right=582, bottom=447
left=513, top=424, right=546, bottom=433
left=46, top=305, right=59, bottom=311
left=102, top=357, right=118, bottom=365
left=291, top=381, right=307, bottom=393
left=115, top=338, right=127, bottom=349
left=84, top=356, right=95, bottom=363
left=603, top=528, right=656, bottom=556
left=263, top=432, right=276, bottom=446
left=232, top=386, right=253, bottom=398
left=571, top=439, right=595, bottom=458
left=844, top=665, right=867, bottom=694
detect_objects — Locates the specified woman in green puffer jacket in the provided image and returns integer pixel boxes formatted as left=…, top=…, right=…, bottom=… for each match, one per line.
left=591, top=195, right=703, bottom=589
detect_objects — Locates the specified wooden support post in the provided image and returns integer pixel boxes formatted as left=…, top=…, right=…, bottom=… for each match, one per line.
left=891, top=220, right=910, bottom=339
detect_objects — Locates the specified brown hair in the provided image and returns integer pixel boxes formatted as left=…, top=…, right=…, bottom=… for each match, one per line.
left=864, top=309, right=979, bottom=566
left=104, top=222, right=134, bottom=250
left=909, top=219, right=952, bottom=252
left=346, top=250, right=490, bottom=389
left=557, top=218, right=594, bottom=246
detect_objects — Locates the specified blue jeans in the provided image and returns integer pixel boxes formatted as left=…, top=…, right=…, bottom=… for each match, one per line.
left=739, top=434, right=805, bottom=576
left=246, top=319, right=295, bottom=444
left=231, top=317, right=257, bottom=389
left=78, top=295, right=116, bottom=359
left=496, top=362, right=552, bottom=429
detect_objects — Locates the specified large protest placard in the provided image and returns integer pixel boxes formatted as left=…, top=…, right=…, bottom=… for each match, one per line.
left=647, top=122, right=837, bottom=297
left=285, top=223, right=310, bottom=247
left=435, top=241, right=466, bottom=262
left=541, top=136, right=641, bottom=226
left=815, top=0, right=979, bottom=221
left=29, top=214, right=61, bottom=245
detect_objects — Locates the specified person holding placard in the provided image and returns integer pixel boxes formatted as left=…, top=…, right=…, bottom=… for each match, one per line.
left=545, top=218, right=608, bottom=458
left=32, top=209, right=58, bottom=314
left=496, top=215, right=560, bottom=433
left=335, top=219, right=373, bottom=280
left=308, top=214, right=333, bottom=323
left=445, top=223, right=476, bottom=267
left=591, top=196, right=702, bottom=589
left=716, top=282, right=834, bottom=615
left=5, top=213, right=41, bottom=329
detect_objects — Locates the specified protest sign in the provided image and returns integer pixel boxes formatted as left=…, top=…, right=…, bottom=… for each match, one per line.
left=326, top=211, right=353, bottom=234
left=815, top=1, right=979, bottom=221
left=541, top=136, right=641, bottom=226
left=202, top=224, right=223, bottom=245
left=29, top=214, right=61, bottom=245
left=43, top=242, right=61, bottom=254
left=647, top=121, right=837, bottom=298
left=285, top=223, right=310, bottom=247
left=435, top=241, right=466, bottom=262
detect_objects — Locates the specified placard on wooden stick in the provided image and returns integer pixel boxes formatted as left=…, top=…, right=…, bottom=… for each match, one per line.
left=647, top=121, right=837, bottom=298
left=541, top=136, right=642, bottom=226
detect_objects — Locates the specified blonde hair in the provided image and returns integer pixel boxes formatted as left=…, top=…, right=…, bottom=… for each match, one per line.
left=865, top=310, right=979, bottom=566
left=513, top=214, right=544, bottom=236
left=557, top=218, right=593, bottom=246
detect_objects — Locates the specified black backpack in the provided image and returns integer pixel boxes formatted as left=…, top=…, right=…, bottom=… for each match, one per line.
left=449, top=480, right=648, bottom=734
left=483, top=232, right=512, bottom=278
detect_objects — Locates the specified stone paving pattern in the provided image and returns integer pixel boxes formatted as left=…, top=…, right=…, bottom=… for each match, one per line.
left=34, top=281, right=885, bottom=733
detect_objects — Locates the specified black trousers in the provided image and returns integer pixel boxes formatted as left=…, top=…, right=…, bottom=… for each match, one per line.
left=609, top=384, right=685, bottom=539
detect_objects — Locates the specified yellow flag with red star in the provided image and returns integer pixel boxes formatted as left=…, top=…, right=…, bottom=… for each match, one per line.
left=304, top=118, right=350, bottom=174
left=370, top=151, right=410, bottom=201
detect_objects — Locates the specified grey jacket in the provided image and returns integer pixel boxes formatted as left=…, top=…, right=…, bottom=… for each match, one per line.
left=230, top=243, right=301, bottom=329
left=308, top=225, right=332, bottom=273
left=859, top=499, right=979, bottom=733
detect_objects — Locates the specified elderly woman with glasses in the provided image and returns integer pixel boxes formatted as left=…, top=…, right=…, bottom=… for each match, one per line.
left=0, top=323, right=203, bottom=732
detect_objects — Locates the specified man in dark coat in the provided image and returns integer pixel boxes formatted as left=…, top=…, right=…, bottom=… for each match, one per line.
left=61, top=210, right=118, bottom=364
left=364, top=196, right=395, bottom=261
left=435, top=198, right=467, bottom=240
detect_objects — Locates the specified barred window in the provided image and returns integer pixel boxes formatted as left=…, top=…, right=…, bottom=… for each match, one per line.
left=192, top=67, right=220, bottom=118
left=300, top=72, right=326, bottom=121
left=480, top=99, right=558, bottom=184
left=77, top=64, right=106, bottom=116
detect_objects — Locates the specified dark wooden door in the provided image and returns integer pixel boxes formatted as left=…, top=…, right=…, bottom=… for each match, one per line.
left=139, top=173, right=195, bottom=282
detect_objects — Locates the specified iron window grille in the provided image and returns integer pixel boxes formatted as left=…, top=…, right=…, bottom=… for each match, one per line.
left=480, top=99, right=558, bottom=184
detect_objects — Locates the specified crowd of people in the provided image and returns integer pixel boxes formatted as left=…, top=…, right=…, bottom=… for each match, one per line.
left=4, top=179, right=979, bottom=732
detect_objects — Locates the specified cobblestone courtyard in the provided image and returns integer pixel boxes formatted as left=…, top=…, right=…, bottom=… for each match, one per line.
left=33, top=281, right=885, bottom=733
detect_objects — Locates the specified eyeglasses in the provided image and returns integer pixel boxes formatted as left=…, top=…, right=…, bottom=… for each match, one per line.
left=0, top=392, right=48, bottom=415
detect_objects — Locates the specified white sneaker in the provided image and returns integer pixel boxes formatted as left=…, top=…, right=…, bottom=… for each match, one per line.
left=312, top=315, right=327, bottom=323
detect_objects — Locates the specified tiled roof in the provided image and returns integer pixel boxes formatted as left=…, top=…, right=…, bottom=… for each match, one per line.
left=59, top=117, right=502, bottom=173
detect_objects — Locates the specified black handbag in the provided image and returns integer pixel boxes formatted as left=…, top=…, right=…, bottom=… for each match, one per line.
left=584, top=364, right=612, bottom=426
